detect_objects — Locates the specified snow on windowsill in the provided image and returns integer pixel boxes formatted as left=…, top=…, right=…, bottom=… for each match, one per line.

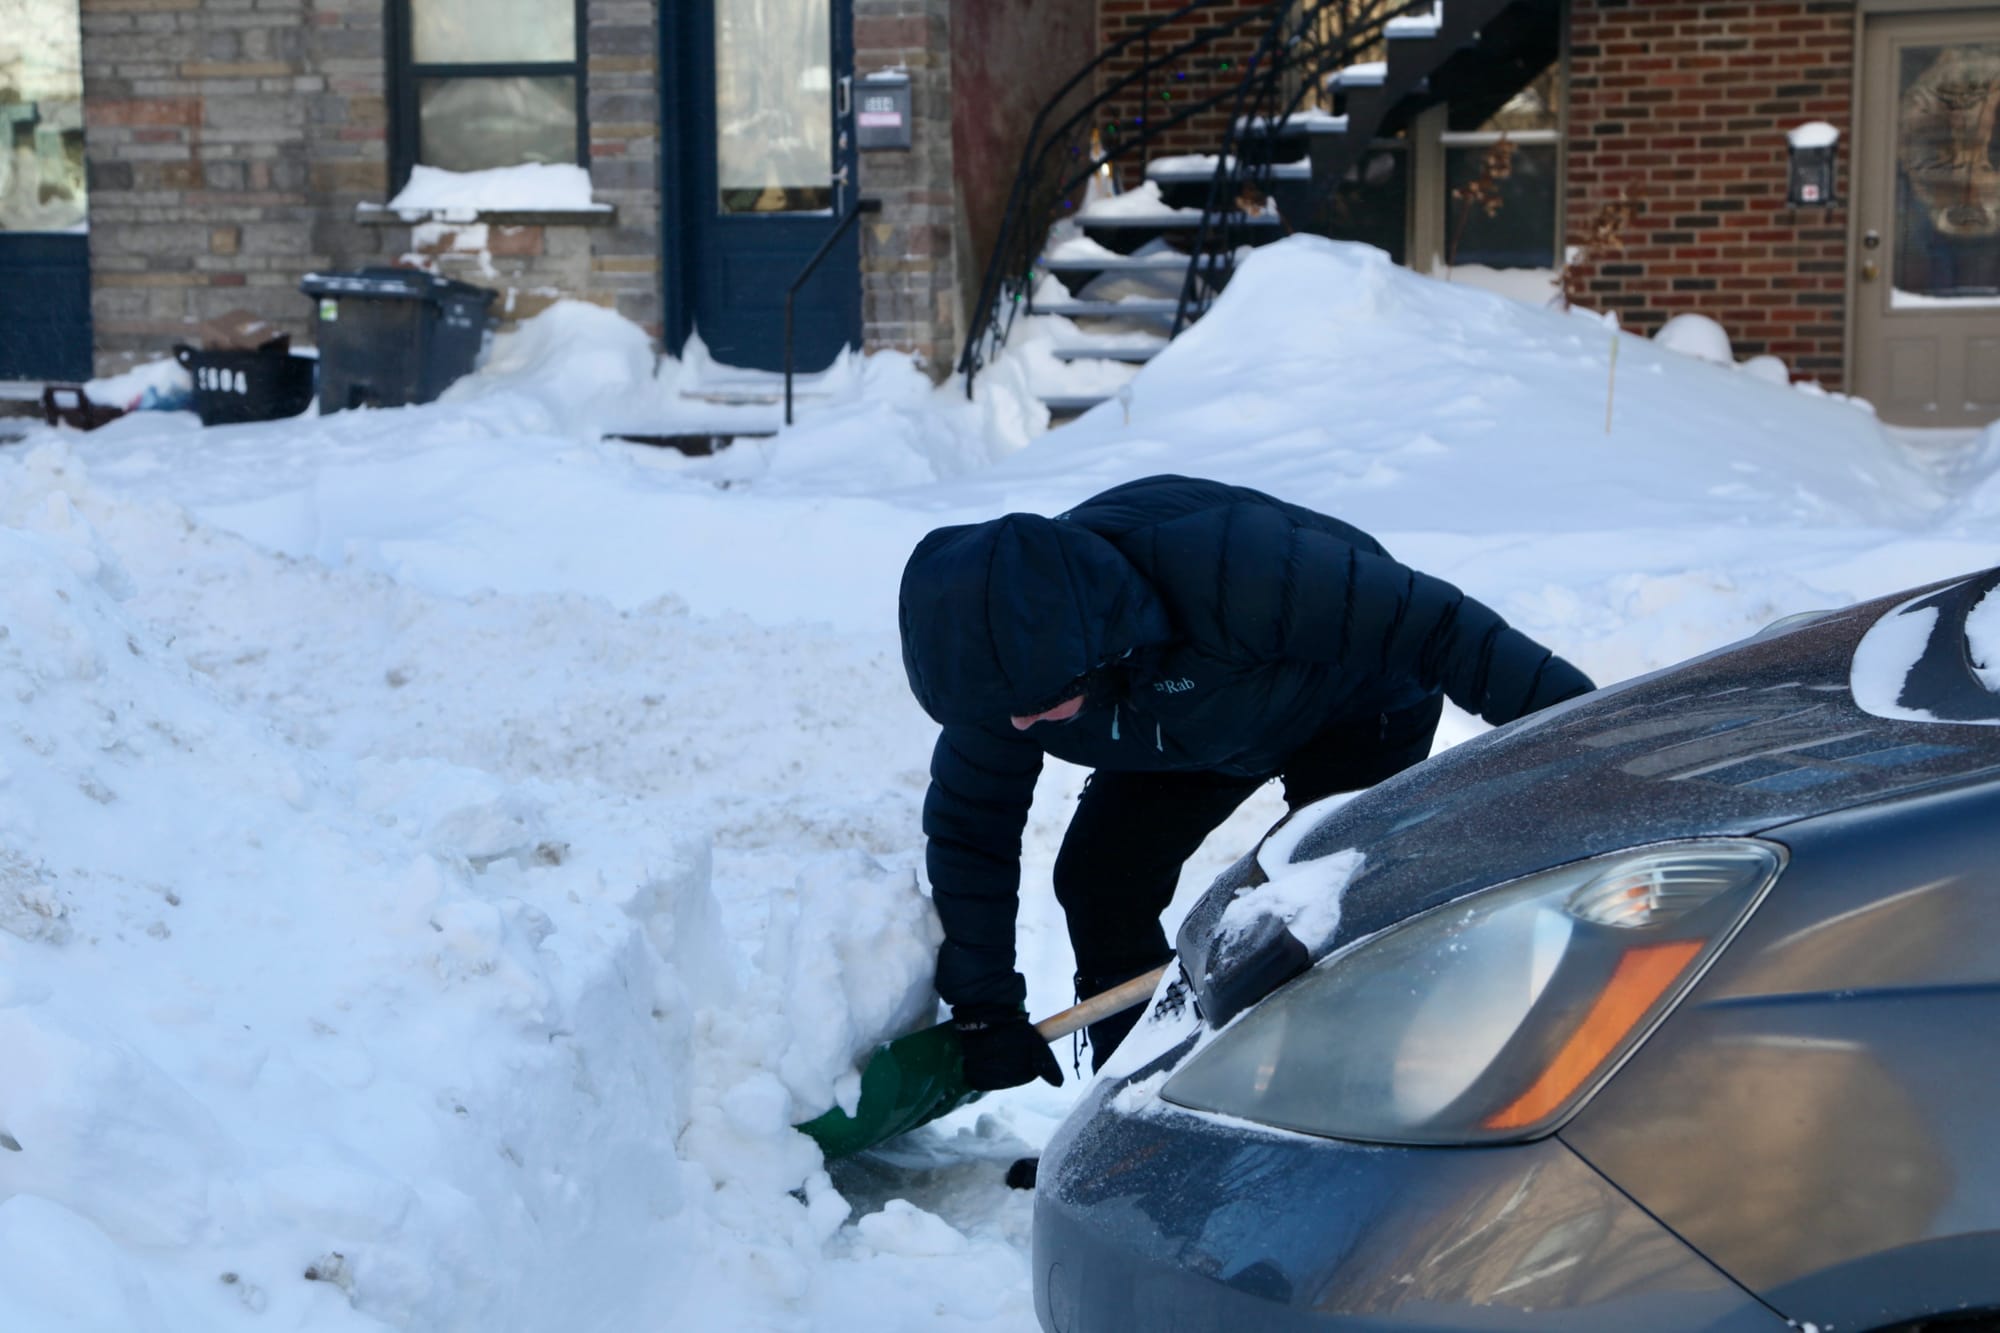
left=358, top=164, right=616, bottom=226
left=1892, top=287, right=2000, bottom=310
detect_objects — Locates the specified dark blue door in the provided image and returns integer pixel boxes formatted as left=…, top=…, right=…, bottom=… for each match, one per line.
left=2, top=0, right=94, bottom=383
left=675, top=0, right=860, bottom=373
left=0, top=234, right=93, bottom=382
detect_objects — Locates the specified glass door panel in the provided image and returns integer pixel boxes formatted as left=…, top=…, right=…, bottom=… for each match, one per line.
left=0, top=0, right=88, bottom=233
left=714, top=0, right=833, bottom=214
left=1892, top=42, right=2000, bottom=304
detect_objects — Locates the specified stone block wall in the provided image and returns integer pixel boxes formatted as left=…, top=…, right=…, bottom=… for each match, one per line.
left=410, top=1, right=660, bottom=333
left=856, top=0, right=958, bottom=375
left=1566, top=0, right=1855, bottom=383
left=81, top=0, right=660, bottom=376
left=80, top=0, right=390, bottom=372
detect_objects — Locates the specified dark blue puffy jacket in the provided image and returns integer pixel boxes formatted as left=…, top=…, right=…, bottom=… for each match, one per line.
left=898, top=474, right=1595, bottom=1009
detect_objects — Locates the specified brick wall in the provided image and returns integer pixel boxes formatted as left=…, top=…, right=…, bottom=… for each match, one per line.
left=1099, top=0, right=1270, bottom=188
left=413, top=1, right=660, bottom=334
left=951, top=0, right=1100, bottom=324
left=1566, top=0, right=1855, bottom=384
left=80, top=0, right=388, bottom=373
left=856, top=0, right=957, bottom=375
left=82, top=0, right=659, bottom=376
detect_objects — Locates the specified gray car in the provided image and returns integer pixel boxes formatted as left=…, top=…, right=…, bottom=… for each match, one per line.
left=1034, top=566, right=2000, bottom=1333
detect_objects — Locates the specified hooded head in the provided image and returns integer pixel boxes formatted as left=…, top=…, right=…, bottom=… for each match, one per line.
left=898, top=512, right=1170, bottom=726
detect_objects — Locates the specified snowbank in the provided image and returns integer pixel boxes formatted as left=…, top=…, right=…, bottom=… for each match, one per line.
left=0, top=449, right=976, bottom=1329
left=1, top=232, right=1993, bottom=1333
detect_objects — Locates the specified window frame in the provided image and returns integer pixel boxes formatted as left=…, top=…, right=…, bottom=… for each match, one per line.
left=1412, top=55, right=1569, bottom=276
left=385, top=0, right=591, bottom=194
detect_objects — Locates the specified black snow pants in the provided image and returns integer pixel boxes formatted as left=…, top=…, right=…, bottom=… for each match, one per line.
left=1054, top=692, right=1444, bottom=1068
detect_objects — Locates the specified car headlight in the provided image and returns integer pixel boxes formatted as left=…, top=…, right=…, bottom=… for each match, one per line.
left=1160, top=839, right=1785, bottom=1145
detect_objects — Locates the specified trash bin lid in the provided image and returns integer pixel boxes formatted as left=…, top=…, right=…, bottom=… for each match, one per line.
left=300, top=267, right=496, bottom=307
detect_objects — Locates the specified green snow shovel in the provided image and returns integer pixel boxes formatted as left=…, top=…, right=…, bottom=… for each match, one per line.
left=797, top=964, right=1170, bottom=1159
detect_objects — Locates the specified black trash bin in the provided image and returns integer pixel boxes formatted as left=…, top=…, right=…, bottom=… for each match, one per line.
left=173, top=342, right=319, bottom=426
left=299, top=268, right=497, bottom=413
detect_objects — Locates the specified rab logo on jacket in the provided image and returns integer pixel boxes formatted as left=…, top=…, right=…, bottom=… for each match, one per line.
left=1153, top=677, right=1196, bottom=695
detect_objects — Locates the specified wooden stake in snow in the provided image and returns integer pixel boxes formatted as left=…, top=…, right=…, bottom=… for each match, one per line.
left=1605, top=332, right=1620, bottom=435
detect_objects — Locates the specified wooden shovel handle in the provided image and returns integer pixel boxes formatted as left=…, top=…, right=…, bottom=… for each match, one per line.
left=1032, top=964, right=1172, bottom=1042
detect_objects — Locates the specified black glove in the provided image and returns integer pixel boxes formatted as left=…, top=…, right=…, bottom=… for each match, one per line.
left=952, top=1005, right=1063, bottom=1091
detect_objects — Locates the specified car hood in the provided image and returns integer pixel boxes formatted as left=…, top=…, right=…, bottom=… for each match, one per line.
left=1179, top=569, right=2000, bottom=1026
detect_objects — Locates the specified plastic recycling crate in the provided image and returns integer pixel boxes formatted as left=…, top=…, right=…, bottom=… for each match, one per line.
left=299, top=268, right=498, bottom=413
left=173, top=343, right=318, bottom=426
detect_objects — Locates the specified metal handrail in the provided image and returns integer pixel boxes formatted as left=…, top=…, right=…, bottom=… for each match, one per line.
left=784, top=196, right=883, bottom=426
left=958, top=0, right=1437, bottom=399
left=1174, top=2, right=1424, bottom=336
left=957, top=0, right=1292, bottom=397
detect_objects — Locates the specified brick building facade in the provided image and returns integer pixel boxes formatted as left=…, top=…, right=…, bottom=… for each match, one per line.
left=8, top=1, right=1995, bottom=424
left=1565, top=0, right=1855, bottom=383
left=79, top=0, right=665, bottom=372
left=72, top=0, right=980, bottom=378
left=1098, top=0, right=1271, bottom=185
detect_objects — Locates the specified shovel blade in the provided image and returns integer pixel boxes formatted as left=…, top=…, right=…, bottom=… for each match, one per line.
left=796, top=1019, right=985, bottom=1159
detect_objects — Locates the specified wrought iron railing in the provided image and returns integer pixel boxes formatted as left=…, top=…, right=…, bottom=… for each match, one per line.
left=1171, top=1, right=1428, bottom=336
left=957, top=0, right=1435, bottom=398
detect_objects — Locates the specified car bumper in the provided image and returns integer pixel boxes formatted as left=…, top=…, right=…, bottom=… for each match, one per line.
left=1034, top=1079, right=1788, bottom=1333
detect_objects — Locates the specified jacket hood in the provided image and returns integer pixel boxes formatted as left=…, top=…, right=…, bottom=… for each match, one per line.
left=899, top=513, right=1171, bottom=725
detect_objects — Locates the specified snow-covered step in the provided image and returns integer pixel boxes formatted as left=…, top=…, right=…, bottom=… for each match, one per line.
left=1145, top=155, right=1312, bottom=186
left=1327, top=60, right=1387, bottom=89
left=1049, top=345, right=1163, bottom=363
left=1236, top=108, right=1351, bottom=138
left=1081, top=212, right=1280, bottom=232
left=1385, top=2, right=1443, bottom=37
left=1073, top=179, right=1280, bottom=252
left=1028, top=297, right=1186, bottom=319
left=1078, top=212, right=1280, bottom=257
left=1039, top=393, right=1115, bottom=416
left=1146, top=154, right=1313, bottom=211
left=1039, top=254, right=1202, bottom=278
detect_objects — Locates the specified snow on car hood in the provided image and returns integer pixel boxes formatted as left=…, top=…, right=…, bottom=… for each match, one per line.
left=1851, top=567, right=2000, bottom=724
left=1179, top=568, right=2000, bottom=1025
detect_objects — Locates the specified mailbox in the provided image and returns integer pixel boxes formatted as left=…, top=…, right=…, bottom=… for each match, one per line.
left=856, top=71, right=913, bottom=151
left=1786, top=121, right=1839, bottom=207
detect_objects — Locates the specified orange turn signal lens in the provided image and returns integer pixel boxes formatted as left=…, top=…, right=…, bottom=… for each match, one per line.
left=1483, top=938, right=1704, bottom=1132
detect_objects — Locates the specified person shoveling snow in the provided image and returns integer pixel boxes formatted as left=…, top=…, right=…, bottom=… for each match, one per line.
left=814, top=475, right=1594, bottom=1178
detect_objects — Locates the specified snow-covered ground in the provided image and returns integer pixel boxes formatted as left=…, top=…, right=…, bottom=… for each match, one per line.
left=3, top=236, right=1996, bottom=1331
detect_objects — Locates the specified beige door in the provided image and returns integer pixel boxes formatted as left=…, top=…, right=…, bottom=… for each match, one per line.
left=1853, top=11, right=2000, bottom=427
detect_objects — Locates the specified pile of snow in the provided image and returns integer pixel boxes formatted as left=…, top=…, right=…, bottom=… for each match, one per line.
left=1653, top=311, right=1736, bottom=365
left=0, top=455, right=981, bottom=1328
left=2, top=234, right=1995, bottom=1331
left=83, top=357, right=192, bottom=413
left=386, top=164, right=604, bottom=219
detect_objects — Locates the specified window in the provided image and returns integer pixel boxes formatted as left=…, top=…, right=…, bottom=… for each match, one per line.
left=1892, top=42, right=2000, bottom=299
left=1325, top=140, right=1413, bottom=265
left=714, top=0, right=834, bottom=213
left=390, top=0, right=587, bottom=187
left=0, top=0, right=88, bottom=233
left=1440, top=65, right=1561, bottom=270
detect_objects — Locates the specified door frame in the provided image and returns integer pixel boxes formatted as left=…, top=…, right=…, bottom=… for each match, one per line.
left=660, top=0, right=696, bottom=358
left=1846, top=3, right=2000, bottom=425
left=658, top=0, right=861, bottom=371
